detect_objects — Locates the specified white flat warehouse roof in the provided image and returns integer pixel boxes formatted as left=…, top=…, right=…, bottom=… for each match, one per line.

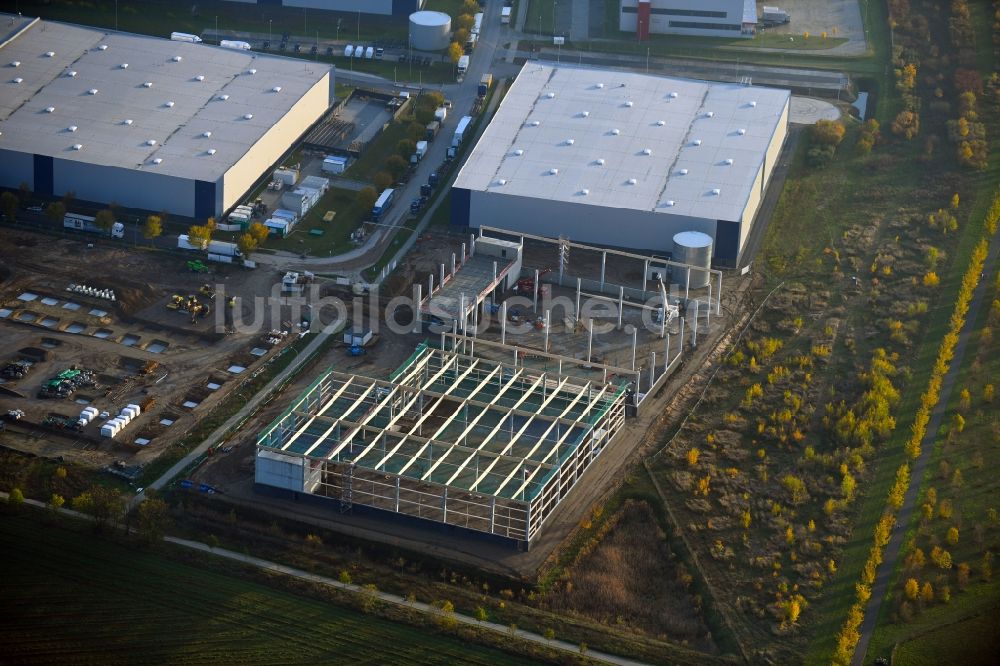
left=0, top=16, right=330, bottom=182
left=454, top=63, right=789, bottom=222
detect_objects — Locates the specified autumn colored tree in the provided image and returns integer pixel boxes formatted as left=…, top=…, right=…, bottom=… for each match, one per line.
left=94, top=209, right=115, bottom=231
left=357, top=186, right=378, bottom=212
left=187, top=224, right=213, bottom=249
left=374, top=171, right=394, bottom=191
left=1, top=191, right=16, bottom=222
left=904, top=577, right=919, bottom=600
left=236, top=233, right=258, bottom=257
left=385, top=155, right=409, bottom=180
left=891, top=110, right=921, bottom=139
left=396, top=139, right=416, bottom=160
left=143, top=214, right=162, bottom=245
left=686, top=447, right=700, bottom=466
left=248, top=221, right=270, bottom=245
left=448, top=41, right=464, bottom=65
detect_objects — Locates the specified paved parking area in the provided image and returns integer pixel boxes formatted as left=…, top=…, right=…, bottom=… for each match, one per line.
left=789, top=96, right=841, bottom=124
left=758, top=0, right=867, bottom=55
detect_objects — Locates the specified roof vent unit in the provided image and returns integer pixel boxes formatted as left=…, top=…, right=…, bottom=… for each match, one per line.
left=66, top=70, right=77, bottom=77
left=580, top=188, right=589, bottom=195
left=120, top=63, right=128, bottom=69
left=12, top=77, right=23, bottom=84
left=512, top=149, right=524, bottom=156
left=737, top=128, right=746, bottom=135
left=146, top=139, right=157, bottom=146
left=152, top=158, right=162, bottom=164
left=164, top=101, right=175, bottom=107
left=218, top=94, right=229, bottom=101
left=88, top=88, right=98, bottom=95
left=642, top=148, right=652, bottom=155
left=549, top=168, right=559, bottom=175
left=610, top=128, right=620, bottom=135
left=678, top=168, right=688, bottom=175
left=565, top=138, right=574, bottom=145
left=595, top=83, right=604, bottom=89
left=67, top=125, right=77, bottom=132
left=665, top=200, right=675, bottom=207
left=545, top=91, right=555, bottom=98
left=243, top=113, right=253, bottom=120
left=705, top=111, right=714, bottom=118
left=123, top=119, right=133, bottom=125
left=207, top=148, right=217, bottom=155
left=627, top=178, right=637, bottom=185
left=172, top=56, right=182, bottom=62
left=202, top=130, right=212, bottom=138
left=595, top=158, right=605, bottom=165
left=72, top=143, right=82, bottom=151
left=669, top=91, right=678, bottom=99
left=724, top=158, right=734, bottom=165
left=497, top=178, right=507, bottom=186
left=711, top=188, right=721, bottom=195
left=44, top=106, right=55, bottom=113
left=195, top=75, right=205, bottom=81
left=143, top=81, right=153, bottom=88
left=749, top=100, right=757, bottom=107
left=11, top=61, right=20, bottom=67
left=248, top=68, right=257, bottom=75
left=45, top=51, right=56, bottom=58
left=272, top=85, right=282, bottom=92
left=528, top=120, right=540, bottom=127
left=656, top=119, right=665, bottom=126
left=624, top=100, right=634, bottom=107
left=579, top=110, right=589, bottom=117
left=98, top=44, right=108, bottom=51
left=692, top=139, right=702, bottom=146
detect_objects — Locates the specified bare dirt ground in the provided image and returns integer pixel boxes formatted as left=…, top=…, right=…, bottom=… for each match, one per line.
left=0, top=230, right=312, bottom=475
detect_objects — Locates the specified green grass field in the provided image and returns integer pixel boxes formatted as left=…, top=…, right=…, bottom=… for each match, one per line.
left=890, top=612, right=1000, bottom=666
left=0, top=516, right=538, bottom=665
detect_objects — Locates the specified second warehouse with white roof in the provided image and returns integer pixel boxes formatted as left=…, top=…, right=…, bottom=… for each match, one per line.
left=450, top=63, right=789, bottom=265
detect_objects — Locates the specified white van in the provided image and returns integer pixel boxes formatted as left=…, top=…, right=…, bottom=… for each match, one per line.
left=365, top=46, right=374, bottom=59
left=353, top=45, right=364, bottom=57
left=220, top=40, right=251, bottom=51
left=170, top=32, right=202, bottom=43
left=344, top=44, right=354, bottom=57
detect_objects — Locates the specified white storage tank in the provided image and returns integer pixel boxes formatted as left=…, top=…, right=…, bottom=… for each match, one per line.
left=409, top=11, right=451, bottom=51
left=672, top=231, right=713, bottom=289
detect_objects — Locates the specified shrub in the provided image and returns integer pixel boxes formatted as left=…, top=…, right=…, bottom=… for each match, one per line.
left=813, top=120, right=846, bottom=146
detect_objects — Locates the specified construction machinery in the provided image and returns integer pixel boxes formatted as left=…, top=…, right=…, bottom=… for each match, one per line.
left=198, top=284, right=217, bottom=299
left=347, top=344, right=367, bottom=357
left=186, top=260, right=209, bottom=273
left=514, top=268, right=552, bottom=295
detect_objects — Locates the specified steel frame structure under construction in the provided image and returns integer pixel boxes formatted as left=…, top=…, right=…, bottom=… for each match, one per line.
left=255, top=343, right=628, bottom=546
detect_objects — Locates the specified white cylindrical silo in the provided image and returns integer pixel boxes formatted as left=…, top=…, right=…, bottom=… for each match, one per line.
left=409, top=11, right=451, bottom=51
left=672, top=231, right=713, bottom=289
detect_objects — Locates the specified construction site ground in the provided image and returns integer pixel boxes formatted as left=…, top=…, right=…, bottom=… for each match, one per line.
left=191, top=231, right=753, bottom=579
left=0, top=230, right=326, bottom=478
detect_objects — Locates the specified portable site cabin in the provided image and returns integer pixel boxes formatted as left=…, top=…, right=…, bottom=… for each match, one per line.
left=322, top=155, right=348, bottom=174
left=272, top=209, right=299, bottom=227
left=344, top=326, right=373, bottom=346
left=265, top=218, right=290, bottom=237
left=300, top=175, right=330, bottom=195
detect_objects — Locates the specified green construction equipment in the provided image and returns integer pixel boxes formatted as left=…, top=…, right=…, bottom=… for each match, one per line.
left=187, top=260, right=209, bottom=273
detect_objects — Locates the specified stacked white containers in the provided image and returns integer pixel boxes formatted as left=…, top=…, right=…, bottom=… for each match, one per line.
left=78, top=406, right=99, bottom=428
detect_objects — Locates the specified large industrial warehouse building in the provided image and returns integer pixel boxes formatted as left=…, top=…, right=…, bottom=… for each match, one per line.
left=619, top=0, right=757, bottom=38
left=451, top=63, right=789, bottom=266
left=224, top=0, right=425, bottom=16
left=0, top=16, right=333, bottom=219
